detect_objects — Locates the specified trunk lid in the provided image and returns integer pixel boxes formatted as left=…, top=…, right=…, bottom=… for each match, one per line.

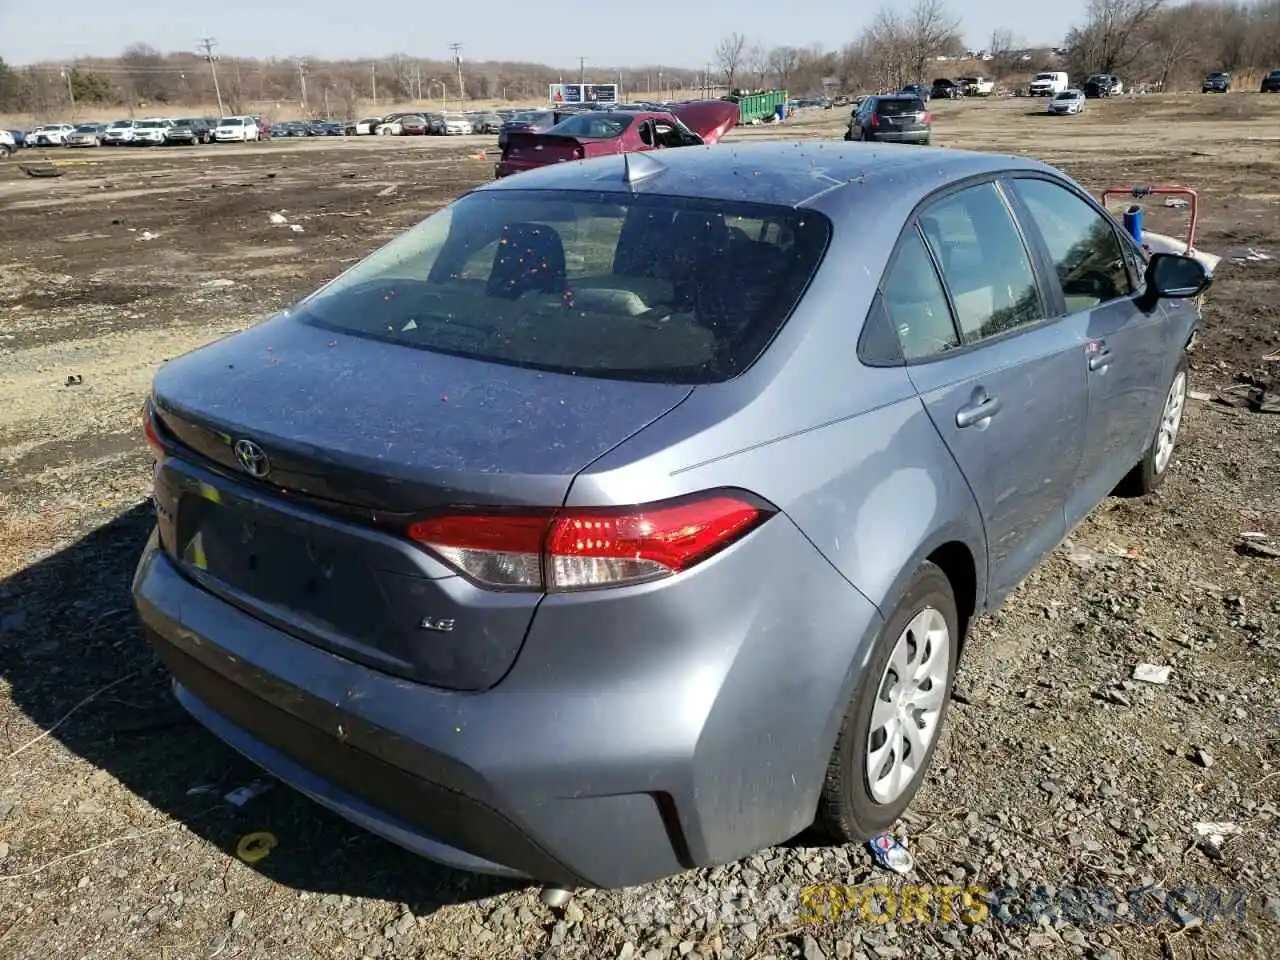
left=501, top=131, right=586, bottom=166
left=668, top=100, right=740, bottom=143
left=149, top=314, right=691, bottom=690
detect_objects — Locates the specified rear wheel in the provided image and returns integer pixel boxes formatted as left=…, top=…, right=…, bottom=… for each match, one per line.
left=815, top=561, right=958, bottom=841
left=0, top=144, right=10, bottom=159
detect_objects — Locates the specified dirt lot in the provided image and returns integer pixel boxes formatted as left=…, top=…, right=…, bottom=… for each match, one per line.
left=1, top=95, right=1277, bottom=960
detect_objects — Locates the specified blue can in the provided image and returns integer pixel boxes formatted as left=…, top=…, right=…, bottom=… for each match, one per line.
left=1123, top=204, right=1143, bottom=244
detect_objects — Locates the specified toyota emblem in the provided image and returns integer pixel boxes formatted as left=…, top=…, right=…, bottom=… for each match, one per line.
left=233, top=439, right=271, bottom=478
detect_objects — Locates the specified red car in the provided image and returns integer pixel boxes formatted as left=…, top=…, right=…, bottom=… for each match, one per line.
left=494, top=100, right=739, bottom=178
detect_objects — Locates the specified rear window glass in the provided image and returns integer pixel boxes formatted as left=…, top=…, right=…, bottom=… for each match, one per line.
left=875, top=98, right=924, bottom=116
left=549, top=114, right=632, bottom=138
left=1054, top=92, right=1075, bottom=101
left=293, top=189, right=832, bottom=384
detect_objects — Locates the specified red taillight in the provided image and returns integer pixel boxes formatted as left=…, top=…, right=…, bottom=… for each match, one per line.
left=407, top=491, right=773, bottom=592
left=868, top=113, right=879, bottom=128
left=922, top=112, right=933, bottom=124
left=142, top=401, right=165, bottom=462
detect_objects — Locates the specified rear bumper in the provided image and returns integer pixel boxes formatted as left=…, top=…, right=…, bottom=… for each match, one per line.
left=134, top=508, right=883, bottom=889
left=868, top=129, right=930, bottom=144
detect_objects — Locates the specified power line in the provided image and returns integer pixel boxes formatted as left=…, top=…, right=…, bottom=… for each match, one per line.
left=197, top=37, right=226, bottom=116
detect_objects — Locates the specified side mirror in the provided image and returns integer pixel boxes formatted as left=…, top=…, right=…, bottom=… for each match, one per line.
left=1146, top=252, right=1211, bottom=299
left=1135, top=252, right=1211, bottom=312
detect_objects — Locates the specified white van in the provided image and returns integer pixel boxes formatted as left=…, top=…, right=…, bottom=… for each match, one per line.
left=213, top=116, right=260, bottom=142
left=1029, top=72, right=1069, bottom=96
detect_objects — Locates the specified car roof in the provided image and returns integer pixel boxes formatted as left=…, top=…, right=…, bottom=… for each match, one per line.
left=479, top=140, right=1055, bottom=209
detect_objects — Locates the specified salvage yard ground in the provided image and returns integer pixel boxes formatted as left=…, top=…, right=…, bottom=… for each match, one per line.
left=1, top=94, right=1278, bottom=960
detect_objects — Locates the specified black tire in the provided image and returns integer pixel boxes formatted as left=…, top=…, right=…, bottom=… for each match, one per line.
left=1118, top=351, right=1190, bottom=496
left=0, top=144, right=10, bottom=159
left=815, top=561, right=959, bottom=842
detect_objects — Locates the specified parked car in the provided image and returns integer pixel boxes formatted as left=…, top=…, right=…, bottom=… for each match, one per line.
left=845, top=95, right=932, bottom=144
left=959, top=76, right=995, bottom=96
left=213, top=116, right=261, bottom=142
left=1047, top=89, right=1086, bottom=115
left=102, top=119, right=137, bottom=145
left=495, top=101, right=738, bottom=178
left=0, top=129, right=14, bottom=158
left=134, top=141, right=1211, bottom=894
left=931, top=79, right=962, bottom=99
left=498, top=109, right=577, bottom=148
left=132, top=118, right=174, bottom=146
left=397, top=114, right=429, bottom=135
left=468, top=111, right=502, bottom=134
left=1260, top=69, right=1280, bottom=93
left=28, top=123, right=76, bottom=146
left=272, top=121, right=309, bottom=138
left=65, top=122, right=106, bottom=147
left=166, top=118, right=213, bottom=144
left=1202, top=71, right=1230, bottom=93
left=1028, top=71, right=1070, bottom=97
left=423, top=113, right=447, bottom=135
left=1083, top=74, right=1122, bottom=98
left=314, top=121, right=343, bottom=136
left=442, top=112, right=474, bottom=135
left=901, top=83, right=930, bottom=102
left=375, top=114, right=414, bottom=135
left=345, top=116, right=383, bottom=135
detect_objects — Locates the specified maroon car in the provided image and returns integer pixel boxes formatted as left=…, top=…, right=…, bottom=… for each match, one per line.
left=398, top=114, right=428, bottom=136
left=494, top=100, right=739, bottom=179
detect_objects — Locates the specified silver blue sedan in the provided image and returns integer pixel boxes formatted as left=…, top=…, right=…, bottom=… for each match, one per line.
left=134, top=141, right=1211, bottom=893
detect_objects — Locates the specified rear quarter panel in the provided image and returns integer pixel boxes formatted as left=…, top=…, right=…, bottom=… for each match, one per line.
left=561, top=181, right=987, bottom=845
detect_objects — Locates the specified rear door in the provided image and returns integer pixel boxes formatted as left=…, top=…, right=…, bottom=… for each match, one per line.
left=1004, top=174, right=1169, bottom=522
left=900, top=179, right=1088, bottom=603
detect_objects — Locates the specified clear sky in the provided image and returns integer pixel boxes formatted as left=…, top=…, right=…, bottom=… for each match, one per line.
left=1, top=0, right=1075, bottom=69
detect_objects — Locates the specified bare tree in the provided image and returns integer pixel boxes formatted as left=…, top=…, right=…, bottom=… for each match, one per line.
left=988, top=27, right=1020, bottom=79
left=767, top=46, right=802, bottom=91
left=715, top=32, right=748, bottom=93
left=1063, top=0, right=1167, bottom=75
left=904, top=0, right=963, bottom=82
left=742, top=42, right=769, bottom=88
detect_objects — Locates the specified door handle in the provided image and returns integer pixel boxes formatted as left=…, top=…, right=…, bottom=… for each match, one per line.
left=955, top=395, right=1002, bottom=428
left=1088, top=349, right=1113, bottom=371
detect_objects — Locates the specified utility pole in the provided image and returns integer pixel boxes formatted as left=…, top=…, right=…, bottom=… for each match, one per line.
left=371, top=63, right=377, bottom=104
left=198, top=37, right=226, bottom=116
left=578, top=56, right=586, bottom=86
left=448, top=42, right=464, bottom=101
left=296, top=57, right=308, bottom=110
left=61, top=66, right=76, bottom=109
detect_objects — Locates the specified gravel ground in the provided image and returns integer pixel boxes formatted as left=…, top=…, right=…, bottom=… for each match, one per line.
left=0, top=94, right=1277, bottom=959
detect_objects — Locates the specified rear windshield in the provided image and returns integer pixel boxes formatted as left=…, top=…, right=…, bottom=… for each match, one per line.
left=293, top=189, right=832, bottom=384
left=1054, top=91, right=1075, bottom=101
left=548, top=114, right=632, bottom=138
left=875, top=98, right=924, bottom=116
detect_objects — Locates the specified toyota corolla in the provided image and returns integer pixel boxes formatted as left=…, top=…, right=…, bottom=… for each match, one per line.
left=134, top=141, right=1210, bottom=895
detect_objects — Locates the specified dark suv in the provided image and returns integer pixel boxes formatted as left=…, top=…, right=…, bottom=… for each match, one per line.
left=165, top=118, right=213, bottom=144
left=1083, top=74, right=1119, bottom=98
left=845, top=95, right=932, bottom=145
left=1261, top=70, right=1280, bottom=93
left=930, top=78, right=960, bottom=99
left=1202, top=71, right=1230, bottom=93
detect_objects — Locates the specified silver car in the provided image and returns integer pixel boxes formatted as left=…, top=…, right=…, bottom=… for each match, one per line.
left=134, top=142, right=1210, bottom=893
left=1049, top=89, right=1087, bottom=115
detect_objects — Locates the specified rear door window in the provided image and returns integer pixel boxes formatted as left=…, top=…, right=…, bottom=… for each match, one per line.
left=876, top=98, right=925, bottom=117
left=918, top=182, right=1045, bottom=343
left=293, top=190, right=832, bottom=384
left=882, top=230, right=959, bottom=360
